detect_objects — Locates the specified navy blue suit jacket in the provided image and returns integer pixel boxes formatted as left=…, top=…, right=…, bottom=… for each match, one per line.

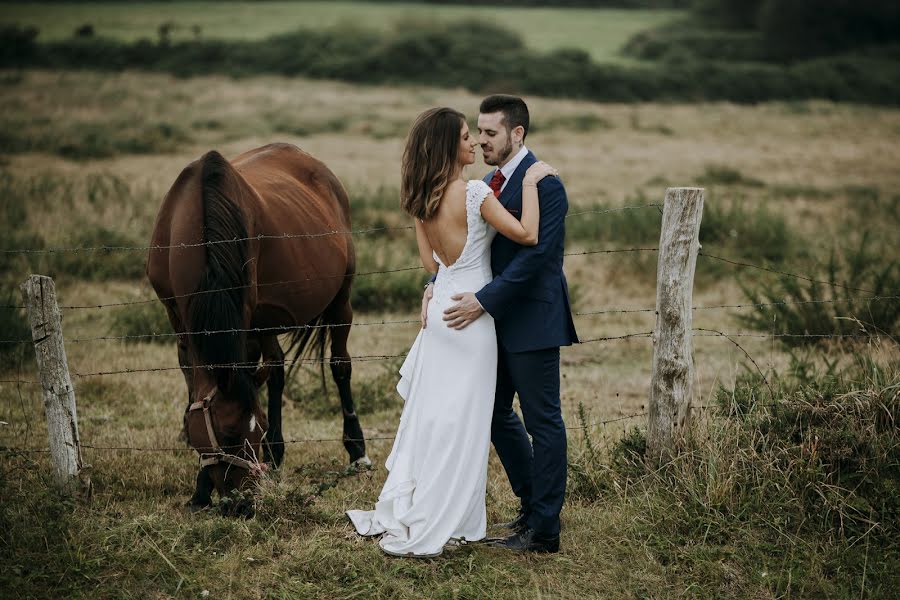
left=475, top=151, right=579, bottom=353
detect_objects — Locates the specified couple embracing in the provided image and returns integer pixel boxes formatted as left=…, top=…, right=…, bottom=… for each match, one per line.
left=347, top=95, right=578, bottom=557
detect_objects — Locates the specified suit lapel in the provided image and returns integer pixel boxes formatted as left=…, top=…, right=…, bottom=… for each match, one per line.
left=498, top=151, right=537, bottom=209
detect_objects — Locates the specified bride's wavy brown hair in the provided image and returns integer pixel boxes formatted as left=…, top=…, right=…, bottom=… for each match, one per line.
left=401, top=107, right=466, bottom=220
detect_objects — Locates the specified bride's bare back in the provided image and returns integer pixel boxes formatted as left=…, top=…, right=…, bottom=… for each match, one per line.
left=421, top=179, right=470, bottom=268
left=415, top=162, right=557, bottom=274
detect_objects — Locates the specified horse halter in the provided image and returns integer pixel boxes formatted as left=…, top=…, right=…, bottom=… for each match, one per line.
left=186, top=386, right=260, bottom=472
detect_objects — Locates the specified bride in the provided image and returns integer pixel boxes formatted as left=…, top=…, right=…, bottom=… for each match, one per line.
left=346, top=107, right=557, bottom=557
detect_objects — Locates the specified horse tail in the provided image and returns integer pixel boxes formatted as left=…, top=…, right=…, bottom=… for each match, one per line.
left=284, top=314, right=330, bottom=394
left=188, top=150, right=255, bottom=407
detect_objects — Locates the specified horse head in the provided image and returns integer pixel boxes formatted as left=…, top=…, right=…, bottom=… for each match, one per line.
left=184, top=367, right=270, bottom=516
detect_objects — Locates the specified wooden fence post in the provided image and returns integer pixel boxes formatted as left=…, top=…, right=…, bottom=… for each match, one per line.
left=20, top=275, right=91, bottom=497
left=648, top=188, right=704, bottom=463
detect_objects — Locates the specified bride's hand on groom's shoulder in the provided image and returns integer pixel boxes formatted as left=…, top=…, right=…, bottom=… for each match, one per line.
left=523, top=161, right=559, bottom=188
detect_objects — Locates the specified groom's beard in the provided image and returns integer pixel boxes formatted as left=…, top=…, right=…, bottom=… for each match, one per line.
left=484, top=137, right=514, bottom=167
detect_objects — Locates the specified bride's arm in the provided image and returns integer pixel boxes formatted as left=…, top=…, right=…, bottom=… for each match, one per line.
left=480, top=161, right=558, bottom=247
left=414, top=219, right=439, bottom=273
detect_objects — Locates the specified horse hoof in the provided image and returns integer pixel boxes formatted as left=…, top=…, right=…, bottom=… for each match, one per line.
left=351, top=455, right=372, bottom=468
left=185, top=500, right=210, bottom=514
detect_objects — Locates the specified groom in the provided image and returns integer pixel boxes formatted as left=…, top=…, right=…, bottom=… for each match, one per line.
left=434, top=94, right=578, bottom=553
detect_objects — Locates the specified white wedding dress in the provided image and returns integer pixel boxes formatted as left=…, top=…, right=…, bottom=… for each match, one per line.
left=347, top=180, right=498, bottom=556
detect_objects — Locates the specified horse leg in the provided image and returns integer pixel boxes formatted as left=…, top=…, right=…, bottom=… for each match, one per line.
left=259, top=336, right=285, bottom=468
left=327, top=298, right=369, bottom=466
left=187, top=466, right=214, bottom=512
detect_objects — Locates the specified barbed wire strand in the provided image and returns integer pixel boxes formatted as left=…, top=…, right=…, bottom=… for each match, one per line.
left=3, top=248, right=895, bottom=313
left=2, top=294, right=897, bottom=346
left=0, top=410, right=648, bottom=455
left=0, top=204, right=664, bottom=256
left=1, top=328, right=888, bottom=387
left=698, top=252, right=884, bottom=295
left=693, top=327, right=775, bottom=400
left=0, top=247, right=659, bottom=312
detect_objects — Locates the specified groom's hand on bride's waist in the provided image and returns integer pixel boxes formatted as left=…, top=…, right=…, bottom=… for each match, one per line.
left=443, top=293, right=485, bottom=330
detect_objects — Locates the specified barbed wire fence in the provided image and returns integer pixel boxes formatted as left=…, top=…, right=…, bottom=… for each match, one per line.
left=1, top=190, right=897, bottom=489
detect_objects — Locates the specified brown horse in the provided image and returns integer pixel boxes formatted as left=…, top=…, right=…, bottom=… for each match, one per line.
left=146, top=143, right=369, bottom=514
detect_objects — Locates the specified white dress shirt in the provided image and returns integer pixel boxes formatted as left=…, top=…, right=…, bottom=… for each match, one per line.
left=497, top=145, right=529, bottom=192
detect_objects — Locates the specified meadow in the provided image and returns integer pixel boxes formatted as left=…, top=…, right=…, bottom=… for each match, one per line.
left=0, top=1, right=682, bottom=63
left=0, top=67, right=898, bottom=598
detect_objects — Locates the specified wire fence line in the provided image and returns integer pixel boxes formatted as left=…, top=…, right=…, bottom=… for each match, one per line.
left=2, top=294, right=896, bottom=347
left=697, top=252, right=890, bottom=295
left=0, top=203, right=665, bottom=256
left=2, top=251, right=895, bottom=315
left=0, top=246, right=660, bottom=312
left=0, top=328, right=888, bottom=388
left=2, top=395, right=859, bottom=458
left=0, top=411, right=649, bottom=456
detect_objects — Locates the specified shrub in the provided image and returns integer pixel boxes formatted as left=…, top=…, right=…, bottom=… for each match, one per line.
left=109, top=301, right=174, bottom=345
left=623, top=27, right=768, bottom=62
left=697, top=164, right=764, bottom=187
left=39, top=225, right=145, bottom=282
left=692, top=0, right=764, bottom=30
left=699, top=198, right=791, bottom=263
left=565, top=195, right=662, bottom=246
left=0, top=24, right=38, bottom=63
left=3, top=21, right=899, bottom=105
left=350, top=266, right=425, bottom=314
left=0, top=171, right=44, bottom=280
left=0, top=293, right=30, bottom=368
left=738, top=236, right=900, bottom=346
left=759, top=0, right=900, bottom=61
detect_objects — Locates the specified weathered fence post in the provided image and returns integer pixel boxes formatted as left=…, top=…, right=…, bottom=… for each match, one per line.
left=648, top=188, right=704, bottom=463
left=20, top=275, right=91, bottom=497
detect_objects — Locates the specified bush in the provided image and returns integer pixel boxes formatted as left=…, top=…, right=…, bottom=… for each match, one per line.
left=692, top=0, right=764, bottom=30
left=3, top=21, right=899, bottom=105
left=350, top=266, right=425, bottom=314
left=0, top=293, right=30, bottom=368
left=565, top=195, right=662, bottom=246
left=623, top=27, right=767, bottom=62
left=759, top=0, right=900, bottom=61
left=39, top=225, right=145, bottom=282
left=699, top=198, right=791, bottom=263
left=109, top=301, right=174, bottom=345
left=0, top=24, right=38, bottom=63
left=738, top=236, right=900, bottom=346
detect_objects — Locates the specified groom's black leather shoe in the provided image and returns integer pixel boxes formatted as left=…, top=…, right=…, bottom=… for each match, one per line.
left=494, top=528, right=560, bottom=553
left=494, top=509, right=530, bottom=533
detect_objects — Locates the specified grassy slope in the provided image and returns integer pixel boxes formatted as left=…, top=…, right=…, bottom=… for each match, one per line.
left=0, top=1, right=682, bottom=63
left=1, top=70, right=898, bottom=598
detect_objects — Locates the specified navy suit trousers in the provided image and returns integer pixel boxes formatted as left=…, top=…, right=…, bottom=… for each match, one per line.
left=490, top=343, right=566, bottom=536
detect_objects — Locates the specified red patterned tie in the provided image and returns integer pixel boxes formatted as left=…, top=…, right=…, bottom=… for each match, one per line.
left=488, top=170, right=506, bottom=198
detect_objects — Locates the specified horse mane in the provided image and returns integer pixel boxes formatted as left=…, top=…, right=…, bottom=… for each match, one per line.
left=187, top=150, right=255, bottom=411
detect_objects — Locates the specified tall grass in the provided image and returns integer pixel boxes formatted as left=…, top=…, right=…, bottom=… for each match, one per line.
left=567, top=357, right=900, bottom=597
left=0, top=170, right=154, bottom=285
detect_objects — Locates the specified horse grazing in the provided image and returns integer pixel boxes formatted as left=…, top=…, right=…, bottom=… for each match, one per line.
left=147, top=143, right=369, bottom=515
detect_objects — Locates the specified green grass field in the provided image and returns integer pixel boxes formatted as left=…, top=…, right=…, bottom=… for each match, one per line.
left=1, top=1, right=682, bottom=63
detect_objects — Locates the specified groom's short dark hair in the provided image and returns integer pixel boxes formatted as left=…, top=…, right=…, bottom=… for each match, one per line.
left=480, top=95, right=529, bottom=141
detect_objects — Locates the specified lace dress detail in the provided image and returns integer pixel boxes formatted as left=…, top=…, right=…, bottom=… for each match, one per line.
left=346, top=181, right=498, bottom=557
